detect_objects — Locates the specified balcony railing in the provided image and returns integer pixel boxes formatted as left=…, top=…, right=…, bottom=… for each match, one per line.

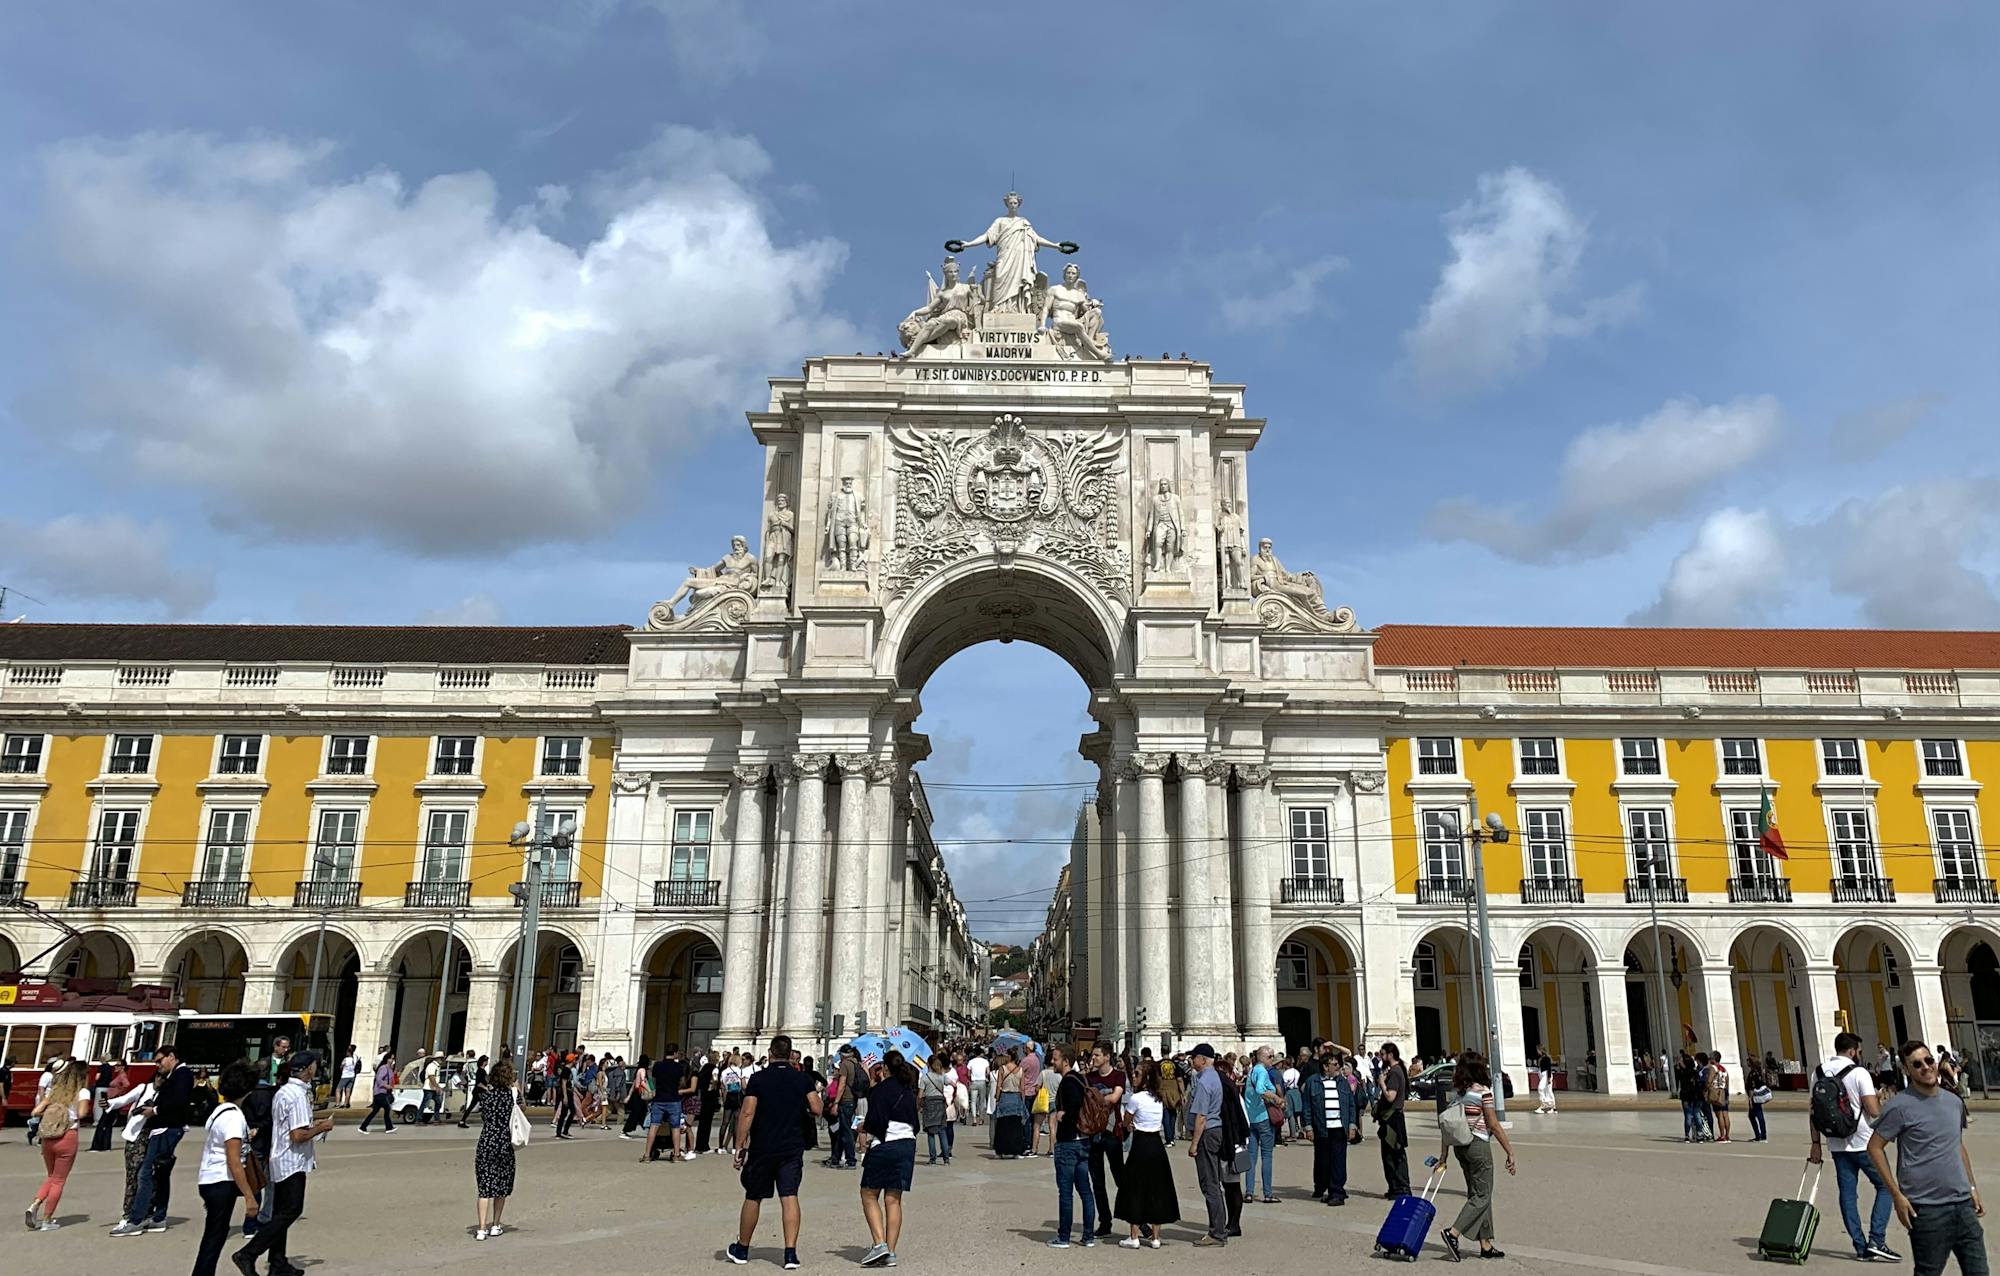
left=512, top=878, right=582, bottom=909
left=68, top=878, right=138, bottom=907
left=1279, top=876, right=1346, bottom=905
left=654, top=879, right=722, bottom=908
left=182, top=879, right=250, bottom=907
left=1624, top=876, right=1689, bottom=904
left=404, top=880, right=471, bottom=909
left=0, top=880, right=22, bottom=904
left=1935, top=877, right=2000, bottom=904
left=1521, top=877, right=1586, bottom=905
left=1416, top=877, right=1474, bottom=904
left=1831, top=876, right=1897, bottom=904
left=1728, top=875, right=1793, bottom=903
left=294, top=879, right=361, bottom=909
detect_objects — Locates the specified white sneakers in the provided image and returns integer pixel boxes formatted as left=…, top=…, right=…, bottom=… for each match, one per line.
left=682, top=1151, right=697, bottom=1161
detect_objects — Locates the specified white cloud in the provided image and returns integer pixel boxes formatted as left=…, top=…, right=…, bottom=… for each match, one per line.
left=1630, top=508, right=1787, bottom=625
left=1815, top=478, right=2000, bottom=628
left=0, top=513, right=214, bottom=617
left=1219, top=255, right=1347, bottom=330
left=419, top=593, right=505, bottom=625
left=638, top=0, right=763, bottom=81
left=1401, top=167, right=1641, bottom=395
left=1827, top=392, right=1944, bottom=456
left=1432, top=394, right=1783, bottom=562
left=35, top=127, right=853, bottom=555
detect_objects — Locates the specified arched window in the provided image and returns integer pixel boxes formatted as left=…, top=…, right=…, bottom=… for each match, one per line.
left=1882, top=945, right=1901, bottom=990
left=1414, top=942, right=1439, bottom=991
left=1277, top=941, right=1309, bottom=991
left=1518, top=943, right=1538, bottom=989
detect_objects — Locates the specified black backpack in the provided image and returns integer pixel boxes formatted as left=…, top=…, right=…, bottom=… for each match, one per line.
left=1810, top=1061, right=1860, bottom=1139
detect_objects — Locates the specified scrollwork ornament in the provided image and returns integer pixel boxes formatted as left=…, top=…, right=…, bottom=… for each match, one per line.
left=1348, top=769, right=1387, bottom=794
left=787, top=752, right=833, bottom=781
left=731, top=763, right=768, bottom=789
left=835, top=752, right=875, bottom=778
left=612, top=771, right=652, bottom=795
left=865, top=757, right=899, bottom=785
left=1234, top=763, right=1273, bottom=789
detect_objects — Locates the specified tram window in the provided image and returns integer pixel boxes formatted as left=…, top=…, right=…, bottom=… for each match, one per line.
left=89, top=1025, right=126, bottom=1060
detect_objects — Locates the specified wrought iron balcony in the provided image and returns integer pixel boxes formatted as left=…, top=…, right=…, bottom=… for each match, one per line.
left=293, top=879, right=360, bottom=909
left=1831, top=876, right=1897, bottom=904
left=1520, top=877, right=1586, bottom=905
left=68, top=877, right=138, bottom=907
left=403, top=880, right=471, bottom=909
left=1624, top=877, right=1689, bottom=904
left=1935, top=877, right=2000, bottom=904
left=1415, top=877, right=1474, bottom=904
left=1728, top=875, right=1793, bottom=903
left=1279, top=876, right=1346, bottom=905
left=182, top=879, right=250, bottom=907
left=512, top=878, right=582, bottom=909
left=653, top=878, right=722, bottom=908
left=0, top=880, right=23, bottom=904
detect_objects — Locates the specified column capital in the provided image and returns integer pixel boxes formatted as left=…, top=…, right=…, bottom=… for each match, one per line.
left=1119, top=751, right=1170, bottom=780
left=835, top=752, right=874, bottom=777
left=1178, top=751, right=1227, bottom=784
left=788, top=752, right=833, bottom=779
left=731, top=763, right=769, bottom=788
left=1233, top=763, right=1273, bottom=788
left=864, top=757, right=898, bottom=785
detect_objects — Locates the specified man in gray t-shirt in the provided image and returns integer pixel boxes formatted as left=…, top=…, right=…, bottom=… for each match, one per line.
left=1867, top=1044, right=1985, bottom=1276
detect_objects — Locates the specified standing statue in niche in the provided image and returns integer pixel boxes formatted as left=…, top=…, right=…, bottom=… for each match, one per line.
left=1249, top=537, right=1327, bottom=610
left=898, top=256, right=986, bottom=359
left=946, top=191, right=1078, bottom=316
left=663, top=536, right=759, bottom=616
left=1041, top=263, right=1113, bottom=361
left=824, top=475, right=870, bottom=572
left=1217, top=498, right=1248, bottom=592
left=763, top=493, right=795, bottom=587
left=1146, top=479, right=1186, bottom=576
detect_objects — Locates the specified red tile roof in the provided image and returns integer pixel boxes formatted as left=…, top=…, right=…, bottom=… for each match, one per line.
left=1373, top=624, right=2000, bottom=671
left=0, top=623, right=633, bottom=666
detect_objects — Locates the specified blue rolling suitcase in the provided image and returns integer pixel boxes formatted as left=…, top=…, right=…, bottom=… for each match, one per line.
left=1375, top=1166, right=1447, bottom=1261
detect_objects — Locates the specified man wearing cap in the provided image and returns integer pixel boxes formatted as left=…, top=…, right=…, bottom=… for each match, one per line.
left=233, top=1050, right=333, bottom=1276
left=1183, top=1044, right=1229, bottom=1247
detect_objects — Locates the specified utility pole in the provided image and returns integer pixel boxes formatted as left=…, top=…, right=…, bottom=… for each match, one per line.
left=429, top=903, right=461, bottom=1054
left=1646, top=846, right=1675, bottom=1090
left=1467, top=812, right=1511, bottom=1122
left=507, top=795, right=574, bottom=1063
left=304, top=843, right=337, bottom=1022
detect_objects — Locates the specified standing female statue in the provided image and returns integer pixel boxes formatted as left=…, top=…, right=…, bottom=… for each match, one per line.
left=947, top=191, right=1078, bottom=315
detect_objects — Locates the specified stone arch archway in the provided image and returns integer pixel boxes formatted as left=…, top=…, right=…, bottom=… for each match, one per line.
left=498, top=925, right=593, bottom=1057
left=1730, top=924, right=1819, bottom=1074
left=1410, top=924, right=1477, bottom=1063
left=1833, top=921, right=1923, bottom=1055
left=50, top=929, right=136, bottom=987
left=637, top=928, right=726, bottom=1060
left=161, top=927, right=251, bottom=1014
left=1618, top=920, right=1713, bottom=1077
left=1275, top=924, right=1359, bottom=1054
left=1516, top=924, right=1611, bottom=1093
left=272, top=926, right=366, bottom=1051
left=884, top=552, right=1125, bottom=690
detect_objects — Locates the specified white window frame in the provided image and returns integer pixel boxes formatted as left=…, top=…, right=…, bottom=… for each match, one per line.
left=1523, top=807, right=1571, bottom=882
left=429, top=735, right=481, bottom=778
left=1419, top=808, right=1465, bottom=883
left=0, top=733, right=47, bottom=776
left=0, top=806, right=32, bottom=883
left=325, top=735, right=372, bottom=777
left=1930, top=806, right=1984, bottom=884
left=1626, top=806, right=1674, bottom=880
left=1827, top=806, right=1881, bottom=883
left=1414, top=941, right=1439, bottom=991
left=1717, top=737, right=1764, bottom=779
left=419, top=807, right=473, bottom=881
left=1727, top=806, right=1783, bottom=882
left=1818, top=737, right=1865, bottom=780
left=689, top=946, right=724, bottom=995
left=1287, top=806, right=1331, bottom=881
left=538, top=735, right=586, bottom=778
left=1516, top=737, right=1562, bottom=778
left=1415, top=737, right=1458, bottom=776
left=1920, top=738, right=1966, bottom=779
left=1518, top=943, right=1538, bottom=989
left=88, top=805, right=146, bottom=881
left=310, top=806, right=365, bottom=880
left=1276, top=940, right=1310, bottom=991
left=534, top=805, right=585, bottom=882
left=199, top=806, right=256, bottom=881
left=669, top=809, right=713, bottom=882
left=214, top=733, right=265, bottom=777
left=1619, top=737, right=1663, bottom=777
left=105, top=733, right=157, bottom=776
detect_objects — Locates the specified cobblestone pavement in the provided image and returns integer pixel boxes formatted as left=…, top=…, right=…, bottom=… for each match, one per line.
left=4, top=1110, right=1996, bottom=1273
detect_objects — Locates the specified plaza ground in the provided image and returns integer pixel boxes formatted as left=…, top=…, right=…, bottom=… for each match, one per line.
left=5, top=1108, right=1997, bottom=1275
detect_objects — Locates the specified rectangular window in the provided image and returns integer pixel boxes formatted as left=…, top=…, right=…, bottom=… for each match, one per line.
left=0, top=734, right=43, bottom=774
left=326, top=736, right=370, bottom=776
left=433, top=737, right=477, bottom=776
left=109, top=734, right=154, bottom=774
left=1627, top=808, right=1672, bottom=879
left=670, top=810, right=713, bottom=881
left=1524, top=808, right=1570, bottom=881
left=1288, top=807, right=1330, bottom=880
left=1922, top=739, right=1965, bottom=778
left=1421, top=809, right=1464, bottom=882
left=1831, top=808, right=1878, bottom=882
left=1518, top=738, right=1560, bottom=776
left=539, top=807, right=580, bottom=882
left=1821, top=738, right=1863, bottom=777
left=313, top=809, right=360, bottom=880
left=1620, top=737, right=1662, bottom=776
left=202, top=809, right=251, bottom=880
left=422, top=810, right=469, bottom=880
left=1518, top=946, right=1538, bottom=990
left=92, top=809, right=141, bottom=880
left=1277, top=943, right=1309, bottom=991
left=1416, top=737, right=1457, bottom=775
left=540, top=736, right=585, bottom=777
left=1729, top=808, right=1779, bottom=881
left=0, top=809, right=26, bottom=882
left=1721, top=738, right=1762, bottom=776
left=691, top=955, right=724, bottom=995
left=1414, top=943, right=1439, bottom=991
left=555, top=949, right=582, bottom=994
left=1932, top=808, right=1981, bottom=883
left=218, top=734, right=262, bottom=775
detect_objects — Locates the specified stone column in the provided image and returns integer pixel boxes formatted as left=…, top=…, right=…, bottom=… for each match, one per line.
left=859, top=760, right=897, bottom=1031
left=1128, top=753, right=1171, bottom=1047
left=1351, top=770, right=1408, bottom=1043
left=826, top=755, right=873, bottom=1026
left=1909, top=964, right=1952, bottom=1049
left=591, top=772, right=652, bottom=1059
left=1487, top=952, right=1527, bottom=1106
left=718, top=764, right=770, bottom=1047
left=1697, top=966, right=1743, bottom=1069
left=464, top=967, right=506, bottom=1059
left=1094, top=787, right=1117, bottom=1025
left=1235, top=765, right=1281, bottom=1045
left=1594, top=966, right=1639, bottom=1095
left=243, top=970, right=289, bottom=1015
left=882, top=793, right=912, bottom=1027
left=780, top=753, right=832, bottom=1038
left=1175, top=753, right=1213, bottom=1035
left=1803, top=964, right=1843, bottom=1062
left=1203, top=760, right=1237, bottom=1036
left=350, top=971, right=396, bottom=1059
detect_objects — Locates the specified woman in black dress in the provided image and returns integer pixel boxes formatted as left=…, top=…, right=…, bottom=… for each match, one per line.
left=1114, top=1058, right=1180, bottom=1247
left=474, top=1060, right=518, bottom=1240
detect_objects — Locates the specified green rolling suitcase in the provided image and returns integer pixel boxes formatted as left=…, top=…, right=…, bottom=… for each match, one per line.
left=1757, top=1166, right=1821, bottom=1263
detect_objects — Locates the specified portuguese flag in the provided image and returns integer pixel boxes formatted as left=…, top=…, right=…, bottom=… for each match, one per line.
left=1757, top=786, right=1787, bottom=861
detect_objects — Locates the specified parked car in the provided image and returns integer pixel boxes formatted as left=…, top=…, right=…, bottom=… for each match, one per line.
left=1409, top=1060, right=1514, bottom=1105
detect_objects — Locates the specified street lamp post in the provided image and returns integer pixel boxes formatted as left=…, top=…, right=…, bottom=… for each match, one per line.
left=1467, top=812, right=1511, bottom=1122
left=506, top=796, right=575, bottom=1063
left=1646, top=846, right=1675, bottom=1089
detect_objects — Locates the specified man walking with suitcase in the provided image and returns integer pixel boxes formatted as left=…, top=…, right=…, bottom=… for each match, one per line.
left=1810, top=1031, right=1902, bottom=1263
left=1869, top=1042, right=1985, bottom=1276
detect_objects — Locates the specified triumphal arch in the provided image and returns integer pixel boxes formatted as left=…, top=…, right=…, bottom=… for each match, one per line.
left=610, top=192, right=1397, bottom=1054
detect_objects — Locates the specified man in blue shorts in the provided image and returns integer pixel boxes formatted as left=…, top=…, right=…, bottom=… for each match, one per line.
left=729, top=1034, right=823, bottom=1270
left=643, top=1042, right=689, bottom=1164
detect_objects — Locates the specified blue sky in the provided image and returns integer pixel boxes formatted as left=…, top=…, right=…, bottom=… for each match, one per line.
left=3, top=5, right=1995, bottom=938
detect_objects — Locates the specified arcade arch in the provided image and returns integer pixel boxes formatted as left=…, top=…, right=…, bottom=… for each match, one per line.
left=637, top=929, right=724, bottom=1060
left=1410, top=925, right=1477, bottom=1063
left=275, top=927, right=364, bottom=1050
left=1620, top=920, right=1714, bottom=1083
left=1832, top=923, right=1921, bottom=1056
left=162, top=929, right=249, bottom=1014
left=381, top=928, right=469, bottom=1057
left=1275, top=926, right=1358, bottom=1054
left=52, top=930, right=134, bottom=985
left=500, top=928, right=590, bottom=1057
left=1516, top=924, right=1611, bottom=1092
left=1730, top=925, right=1818, bottom=1073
